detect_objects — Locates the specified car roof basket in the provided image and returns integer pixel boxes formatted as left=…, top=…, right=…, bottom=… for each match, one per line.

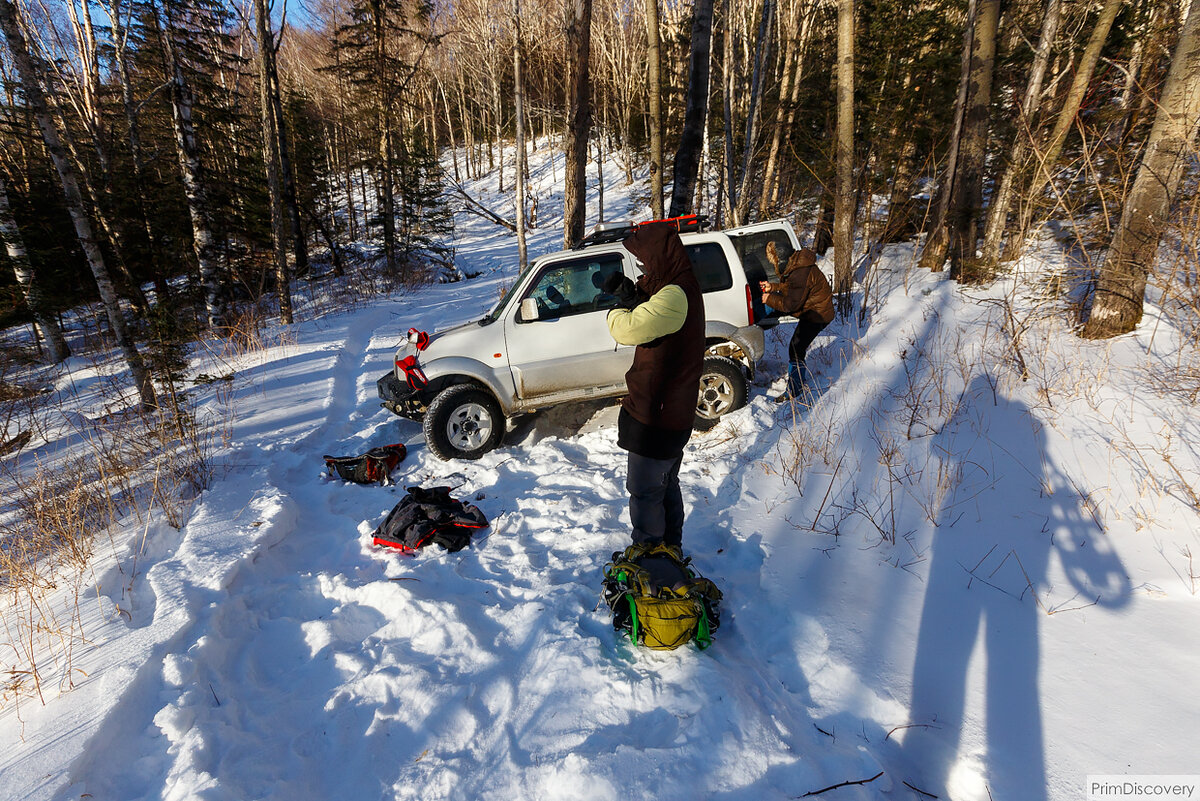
left=574, top=214, right=711, bottom=249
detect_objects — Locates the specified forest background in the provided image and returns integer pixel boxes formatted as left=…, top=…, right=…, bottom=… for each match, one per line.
left=1, top=0, right=1197, bottom=412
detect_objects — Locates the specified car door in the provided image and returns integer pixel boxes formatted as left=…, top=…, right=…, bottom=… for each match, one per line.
left=502, top=250, right=635, bottom=403
left=724, top=219, right=804, bottom=324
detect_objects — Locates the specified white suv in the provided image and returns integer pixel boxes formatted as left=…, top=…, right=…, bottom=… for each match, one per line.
left=377, top=217, right=804, bottom=459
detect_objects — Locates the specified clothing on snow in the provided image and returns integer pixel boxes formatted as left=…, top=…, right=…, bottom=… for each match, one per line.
left=372, top=486, right=488, bottom=553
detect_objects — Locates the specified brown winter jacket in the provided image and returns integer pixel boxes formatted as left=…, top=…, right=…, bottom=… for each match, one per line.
left=763, top=249, right=835, bottom=324
left=612, top=223, right=705, bottom=458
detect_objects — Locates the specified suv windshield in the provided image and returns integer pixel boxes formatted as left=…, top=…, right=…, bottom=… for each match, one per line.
left=481, top=259, right=541, bottom=325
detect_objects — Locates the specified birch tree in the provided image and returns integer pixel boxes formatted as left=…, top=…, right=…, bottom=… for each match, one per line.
left=154, top=0, right=226, bottom=327
left=0, top=0, right=154, bottom=405
left=833, top=0, right=854, bottom=311
left=1082, top=0, right=1200, bottom=339
left=733, top=0, right=775, bottom=226
left=978, top=0, right=1063, bottom=272
left=1012, top=0, right=1122, bottom=257
left=0, top=174, right=70, bottom=362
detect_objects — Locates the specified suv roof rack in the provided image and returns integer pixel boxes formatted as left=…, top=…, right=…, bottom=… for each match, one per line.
left=574, top=214, right=711, bottom=249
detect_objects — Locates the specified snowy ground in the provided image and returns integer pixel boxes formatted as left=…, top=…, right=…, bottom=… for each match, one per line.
left=2, top=145, right=1199, bottom=801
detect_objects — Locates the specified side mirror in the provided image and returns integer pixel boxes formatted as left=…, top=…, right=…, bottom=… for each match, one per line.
left=519, top=297, right=540, bottom=322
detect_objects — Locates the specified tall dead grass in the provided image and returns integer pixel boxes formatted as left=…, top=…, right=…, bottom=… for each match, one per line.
left=0, top=367, right=219, bottom=713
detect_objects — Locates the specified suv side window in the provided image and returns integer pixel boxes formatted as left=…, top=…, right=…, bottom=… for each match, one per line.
left=521, top=253, right=625, bottom=321
left=685, top=242, right=733, bottom=293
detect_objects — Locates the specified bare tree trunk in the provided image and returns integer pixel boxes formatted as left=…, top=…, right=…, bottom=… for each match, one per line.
left=918, top=0, right=978, bottom=272
left=268, top=45, right=307, bottom=280
left=492, top=70, right=505, bottom=194
left=760, top=0, right=812, bottom=216
left=438, top=77, right=461, bottom=183
left=669, top=0, right=715, bottom=218
left=1082, top=0, right=1200, bottom=339
left=947, top=0, right=1000, bottom=279
left=734, top=0, right=776, bottom=226
left=105, top=0, right=171, bottom=302
left=646, top=0, right=664, bottom=218
left=156, top=1, right=225, bottom=328
left=979, top=0, right=1063, bottom=271
left=833, top=0, right=854, bottom=314
left=1013, top=0, right=1123, bottom=257
left=0, top=175, right=69, bottom=362
left=254, top=0, right=293, bottom=323
left=721, top=0, right=736, bottom=227
left=513, top=0, right=528, bottom=270
left=562, top=0, right=593, bottom=248
left=373, top=3, right=398, bottom=275
left=0, top=0, right=153, bottom=405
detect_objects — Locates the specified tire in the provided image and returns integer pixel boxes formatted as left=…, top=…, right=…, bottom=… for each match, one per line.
left=694, top=355, right=749, bottom=431
left=423, top=384, right=505, bottom=460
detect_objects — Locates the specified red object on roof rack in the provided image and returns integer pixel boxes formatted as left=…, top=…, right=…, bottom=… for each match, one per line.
left=575, top=214, right=710, bottom=249
left=636, top=214, right=707, bottom=233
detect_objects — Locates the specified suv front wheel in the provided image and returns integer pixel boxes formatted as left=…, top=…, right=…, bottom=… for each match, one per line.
left=423, top=384, right=505, bottom=460
left=695, top=355, right=748, bottom=430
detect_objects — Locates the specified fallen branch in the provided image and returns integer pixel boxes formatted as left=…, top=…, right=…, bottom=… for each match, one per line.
left=800, top=771, right=884, bottom=797
left=902, top=780, right=939, bottom=798
left=0, top=429, right=32, bottom=456
left=451, top=182, right=516, bottom=231
left=884, top=721, right=939, bottom=740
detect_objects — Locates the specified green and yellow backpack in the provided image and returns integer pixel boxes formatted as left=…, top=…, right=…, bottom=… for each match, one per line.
left=601, top=542, right=723, bottom=650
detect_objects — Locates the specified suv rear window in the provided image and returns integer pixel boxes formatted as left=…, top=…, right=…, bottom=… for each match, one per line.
left=686, top=242, right=733, bottom=294
left=731, top=230, right=794, bottom=285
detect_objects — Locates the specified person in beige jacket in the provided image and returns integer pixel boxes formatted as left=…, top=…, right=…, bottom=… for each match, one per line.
left=760, top=247, right=834, bottom=401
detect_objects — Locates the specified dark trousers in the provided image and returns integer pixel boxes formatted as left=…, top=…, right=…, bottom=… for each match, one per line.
left=786, top=314, right=829, bottom=394
left=626, top=451, right=684, bottom=546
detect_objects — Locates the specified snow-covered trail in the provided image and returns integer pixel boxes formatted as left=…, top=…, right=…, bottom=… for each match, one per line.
left=42, top=274, right=891, bottom=801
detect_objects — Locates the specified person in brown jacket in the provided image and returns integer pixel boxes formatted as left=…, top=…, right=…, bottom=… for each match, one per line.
left=605, top=223, right=705, bottom=550
left=760, top=247, right=835, bottom=401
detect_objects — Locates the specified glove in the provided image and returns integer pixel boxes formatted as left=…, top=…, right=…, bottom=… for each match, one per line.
left=602, top=273, right=642, bottom=309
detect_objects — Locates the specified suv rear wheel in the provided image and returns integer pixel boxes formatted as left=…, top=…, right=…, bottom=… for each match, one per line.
left=423, top=384, right=505, bottom=460
left=695, top=355, right=748, bottom=430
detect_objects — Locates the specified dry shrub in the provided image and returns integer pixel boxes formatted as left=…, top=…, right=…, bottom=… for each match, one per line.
left=0, top=402, right=215, bottom=711
left=1143, top=171, right=1200, bottom=403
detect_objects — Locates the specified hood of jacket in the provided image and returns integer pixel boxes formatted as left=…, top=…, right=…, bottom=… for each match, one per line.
left=623, top=223, right=694, bottom=296
left=781, top=247, right=818, bottom=279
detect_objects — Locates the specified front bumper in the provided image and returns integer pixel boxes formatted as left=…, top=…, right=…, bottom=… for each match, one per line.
left=377, top=371, right=426, bottom=419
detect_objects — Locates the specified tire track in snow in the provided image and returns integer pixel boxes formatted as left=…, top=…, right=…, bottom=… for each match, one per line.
left=52, top=302, right=412, bottom=801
